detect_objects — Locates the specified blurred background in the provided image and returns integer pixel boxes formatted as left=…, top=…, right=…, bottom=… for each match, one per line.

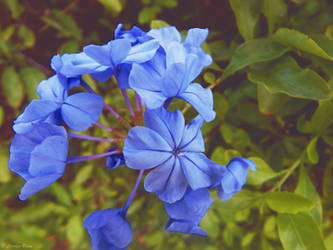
left=0, top=0, right=333, bottom=249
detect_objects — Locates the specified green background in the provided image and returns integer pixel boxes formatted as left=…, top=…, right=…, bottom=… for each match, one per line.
left=0, top=0, right=333, bottom=249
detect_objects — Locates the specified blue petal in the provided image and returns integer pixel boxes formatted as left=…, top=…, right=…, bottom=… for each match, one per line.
left=161, top=63, right=186, bottom=97
left=144, top=108, right=185, bottom=149
left=124, top=39, right=159, bottom=64
left=36, top=75, right=67, bottom=102
left=165, top=220, right=207, bottom=236
left=123, top=127, right=172, bottom=170
left=217, top=186, right=234, bottom=201
left=179, top=83, right=216, bottom=122
left=144, top=157, right=187, bottom=203
left=109, top=39, right=132, bottom=65
left=18, top=174, right=62, bottom=200
left=102, top=214, right=132, bottom=248
left=184, top=28, right=209, bottom=47
left=183, top=54, right=202, bottom=85
left=8, top=152, right=31, bottom=180
left=61, top=92, right=103, bottom=132
left=29, top=135, right=68, bottom=176
left=178, top=115, right=205, bottom=152
left=164, top=187, right=213, bottom=224
left=165, top=42, right=186, bottom=67
left=147, top=26, right=181, bottom=51
left=117, top=64, right=131, bottom=89
left=13, top=100, right=60, bottom=134
left=83, top=43, right=113, bottom=66
left=90, top=68, right=114, bottom=82
left=129, top=63, right=166, bottom=109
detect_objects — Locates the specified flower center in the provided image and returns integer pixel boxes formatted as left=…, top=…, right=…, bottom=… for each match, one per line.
left=172, top=148, right=181, bottom=156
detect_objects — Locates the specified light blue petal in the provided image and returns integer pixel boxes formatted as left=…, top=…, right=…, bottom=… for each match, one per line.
left=123, top=127, right=172, bottom=170
left=102, top=214, right=132, bottom=248
left=184, top=28, right=209, bottom=47
left=165, top=220, right=207, bottom=236
left=8, top=152, right=31, bottom=180
left=144, top=108, right=185, bottom=148
left=166, top=42, right=186, bottom=68
left=83, top=209, right=119, bottom=229
left=29, top=135, right=68, bottom=176
left=36, top=75, right=67, bottom=102
left=13, top=100, right=60, bottom=134
left=178, top=115, right=205, bottom=152
left=83, top=43, right=113, bottom=66
left=109, top=39, right=132, bottom=65
left=161, top=63, right=186, bottom=97
left=90, top=68, right=113, bottom=82
left=18, top=174, right=62, bottom=200
left=61, top=92, right=103, bottom=132
left=124, top=39, right=159, bottom=63
left=144, top=157, right=187, bottom=203
left=183, top=54, right=202, bottom=86
left=179, top=83, right=216, bottom=122
left=147, top=26, right=181, bottom=51
left=217, top=186, right=234, bottom=201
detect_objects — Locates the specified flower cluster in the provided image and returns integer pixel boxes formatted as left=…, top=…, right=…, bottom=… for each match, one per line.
left=8, top=24, right=256, bottom=249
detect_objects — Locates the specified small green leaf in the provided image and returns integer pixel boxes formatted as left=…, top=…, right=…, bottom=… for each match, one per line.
left=50, top=183, right=72, bottom=207
left=266, top=191, right=315, bottom=214
left=1, top=66, right=24, bottom=108
left=241, top=232, right=257, bottom=247
left=295, top=166, right=323, bottom=225
left=97, top=0, right=122, bottom=14
left=2, top=0, right=24, bottom=19
left=0, top=25, right=16, bottom=41
left=74, top=164, right=93, bottom=185
left=277, top=213, right=326, bottom=250
left=306, top=137, right=319, bottom=164
left=19, top=67, right=46, bottom=100
left=247, top=157, right=281, bottom=186
left=203, top=72, right=216, bottom=84
left=66, top=214, right=84, bottom=249
left=263, top=0, right=287, bottom=34
left=273, top=28, right=332, bottom=60
left=222, top=38, right=288, bottom=81
left=150, top=20, right=170, bottom=29
left=211, top=146, right=241, bottom=166
left=263, top=216, right=278, bottom=240
left=215, top=190, right=263, bottom=210
left=0, top=106, right=4, bottom=126
left=17, top=25, right=35, bottom=49
left=220, top=123, right=251, bottom=148
left=248, top=56, right=330, bottom=100
left=257, top=84, right=290, bottom=115
left=200, top=209, right=220, bottom=239
left=228, top=0, right=261, bottom=40
left=58, top=40, right=80, bottom=54
left=0, top=146, right=11, bottom=183
left=138, top=6, right=161, bottom=24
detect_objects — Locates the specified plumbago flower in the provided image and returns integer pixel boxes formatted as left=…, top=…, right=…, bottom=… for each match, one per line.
left=8, top=24, right=256, bottom=249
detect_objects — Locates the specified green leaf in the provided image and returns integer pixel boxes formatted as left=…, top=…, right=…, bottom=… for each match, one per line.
left=17, top=25, right=35, bottom=49
left=74, top=164, right=93, bottom=185
left=222, top=38, right=288, bottom=81
left=19, top=67, right=46, bottom=100
left=262, top=0, right=287, bottom=34
left=97, top=0, right=122, bottom=14
left=0, top=146, right=10, bottom=183
left=228, top=0, right=261, bottom=40
left=310, top=34, right=333, bottom=58
left=1, top=66, right=24, bottom=108
left=248, top=56, right=330, bottom=100
left=58, top=40, right=80, bottom=54
left=200, top=209, right=220, bottom=239
left=277, top=213, right=326, bottom=250
left=257, top=84, right=290, bottom=115
left=138, top=6, right=161, bottom=24
left=241, top=232, right=257, bottom=247
left=265, top=191, right=315, bottom=214
left=220, top=123, right=251, bottom=148
left=306, top=137, right=319, bottom=164
left=203, top=72, right=216, bottom=84
left=211, top=146, right=241, bottom=166
left=1, top=0, right=24, bottom=19
left=263, top=216, right=278, bottom=240
left=273, top=28, right=332, bottom=60
left=150, top=20, right=170, bottom=29
left=66, top=214, right=84, bottom=249
left=247, top=157, right=281, bottom=186
left=50, top=183, right=72, bottom=207
left=295, top=166, right=323, bottom=225
left=0, top=25, right=16, bottom=41
left=0, top=106, right=4, bottom=126
left=215, top=190, right=264, bottom=210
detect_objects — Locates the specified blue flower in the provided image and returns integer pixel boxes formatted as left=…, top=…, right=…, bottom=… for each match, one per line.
left=123, top=108, right=225, bottom=203
left=83, top=208, right=132, bottom=250
left=217, top=157, right=256, bottom=201
left=105, top=147, right=125, bottom=170
left=164, top=187, right=213, bottom=236
left=13, top=75, right=104, bottom=133
left=8, top=123, right=68, bottom=200
left=129, top=33, right=215, bottom=121
left=114, top=23, right=146, bottom=44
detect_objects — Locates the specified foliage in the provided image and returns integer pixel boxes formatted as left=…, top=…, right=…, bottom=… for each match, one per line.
left=0, top=0, right=333, bottom=249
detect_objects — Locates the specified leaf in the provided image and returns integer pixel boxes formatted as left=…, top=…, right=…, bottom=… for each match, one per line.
left=1, top=66, right=24, bottom=108
left=265, top=192, right=315, bottom=214
left=17, top=25, right=35, bottom=49
left=216, top=190, right=264, bottom=210
left=66, top=214, right=84, bottom=249
left=1, top=0, right=24, bottom=19
left=220, top=123, right=251, bottom=148
left=211, top=146, right=241, bottom=166
left=247, top=157, right=282, bottom=186
left=248, top=56, right=330, bottom=100
left=150, top=20, right=170, bottom=29
left=0, top=146, right=11, bottom=183
left=138, top=6, right=161, bottom=24
left=277, top=213, right=326, bottom=250
left=74, top=164, right=93, bottom=185
left=0, top=106, right=3, bottom=126
left=310, top=34, right=333, bottom=57
left=263, top=216, right=278, bottom=240
left=306, top=137, right=319, bottom=164
left=19, top=67, right=46, bottom=100
left=203, top=72, right=216, bottom=84
left=97, top=0, right=122, bottom=14
left=228, top=0, right=261, bottom=40
left=50, top=183, right=72, bottom=207
left=273, top=28, right=332, bottom=60
left=257, top=84, right=290, bottom=115
left=222, top=38, right=288, bottom=81
left=295, top=166, right=323, bottom=225
left=200, top=209, right=220, bottom=239
left=263, top=0, right=287, bottom=34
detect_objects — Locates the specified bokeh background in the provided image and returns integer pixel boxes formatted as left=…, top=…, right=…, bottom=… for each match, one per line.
left=0, top=0, right=333, bottom=249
